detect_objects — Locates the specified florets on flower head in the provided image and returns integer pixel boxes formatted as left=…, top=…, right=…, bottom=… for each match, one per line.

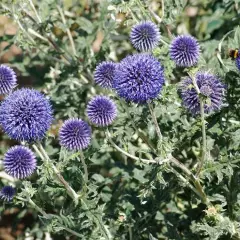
left=235, top=55, right=240, bottom=70
left=0, top=65, right=17, bottom=94
left=130, top=21, right=160, bottom=52
left=113, top=54, right=164, bottom=104
left=0, top=186, right=15, bottom=201
left=170, top=35, right=200, bottom=67
left=3, top=146, right=37, bottom=179
left=94, top=61, right=116, bottom=88
left=59, top=119, right=91, bottom=151
left=0, top=88, right=53, bottom=142
left=179, top=71, right=225, bottom=115
left=87, top=96, right=117, bottom=127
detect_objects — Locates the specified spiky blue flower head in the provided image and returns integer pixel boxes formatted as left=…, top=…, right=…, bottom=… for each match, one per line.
left=0, top=186, right=15, bottom=201
left=170, top=35, right=200, bottom=67
left=3, top=146, right=37, bottom=179
left=113, top=54, right=164, bottom=103
left=87, top=96, right=117, bottom=127
left=0, top=88, right=53, bottom=142
left=59, top=119, right=91, bottom=151
left=130, top=21, right=160, bottom=52
left=180, top=72, right=225, bottom=115
left=94, top=61, right=116, bottom=88
left=0, top=65, right=17, bottom=94
left=235, top=55, right=240, bottom=70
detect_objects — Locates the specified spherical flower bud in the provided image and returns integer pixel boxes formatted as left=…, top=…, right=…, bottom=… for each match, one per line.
left=59, top=119, right=91, bottom=151
left=3, top=146, right=37, bottom=179
left=0, top=88, right=53, bottom=142
left=0, top=65, right=17, bottom=94
left=94, top=61, right=116, bottom=88
left=113, top=54, right=164, bottom=103
left=130, top=21, right=160, bottom=51
left=180, top=72, right=225, bottom=115
left=87, top=96, right=117, bottom=127
left=0, top=186, right=15, bottom=201
left=170, top=35, right=200, bottom=67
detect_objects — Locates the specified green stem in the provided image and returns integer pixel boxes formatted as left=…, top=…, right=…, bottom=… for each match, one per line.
left=28, top=0, right=42, bottom=23
left=147, top=102, right=163, bottom=142
left=170, top=156, right=208, bottom=204
left=170, top=168, right=204, bottom=201
left=79, top=151, right=88, bottom=183
left=190, top=73, right=207, bottom=177
left=106, top=129, right=159, bottom=164
left=122, top=102, right=156, bottom=154
left=32, top=144, right=79, bottom=204
left=57, top=6, right=77, bottom=56
left=196, top=97, right=207, bottom=177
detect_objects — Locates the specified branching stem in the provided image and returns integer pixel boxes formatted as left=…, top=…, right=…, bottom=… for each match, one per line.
left=57, top=6, right=77, bottom=56
left=32, top=143, right=79, bottom=204
left=106, top=129, right=164, bottom=164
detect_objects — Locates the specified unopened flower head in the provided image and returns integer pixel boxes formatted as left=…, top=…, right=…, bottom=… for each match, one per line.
left=170, top=35, right=200, bottom=67
left=94, top=61, right=116, bottom=88
left=3, top=146, right=37, bottom=179
left=59, top=119, right=91, bottom=151
left=0, top=65, right=17, bottom=94
left=180, top=71, right=225, bottom=115
left=87, top=95, right=117, bottom=127
left=0, top=88, right=53, bottom=142
left=113, top=54, right=164, bottom=103
left=0, top=186, right=15, bottom=201
left=130, top=21, right=160, bottom=52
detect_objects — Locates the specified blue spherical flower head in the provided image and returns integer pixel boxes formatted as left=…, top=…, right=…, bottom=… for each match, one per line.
left=94, top=61, right=116, bottom=88
left=0, top=65, right=17, bottom=94
left=59, top=119, right=91, bottom=151
left=170, top=35, right=200, bottom=67
left=4, top=146, right=37, bottom=179
left=0, top=186, right=15, bottom=202
left=130, top=21, right=160, bottom=52
left=180, top=72, right=225, bottom=115
left=0, top=88, right=53, bottom=142
left=113, top=54, right=164, bottom=103
left=87, top=96, right=117, bottom=127
left=235, top=55, right=240, bottom=70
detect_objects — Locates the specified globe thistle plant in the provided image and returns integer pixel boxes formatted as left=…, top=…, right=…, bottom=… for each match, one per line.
left=113, top=54, right=164, bottom=103
left=3, top=146, right=37, bottom=179
left=59, top=119, right=91, bottom=151
left=180, top=71, right=225, bottom=115
left=0, top=88, right=53, bottom=142
left=130, top=21, right=160, bottom=52
left=87, top=96, right=117, bottom=127
left=94, top=61, right=116, bottom=88
left=170, top=35, right=200, bottom=67
left=0, top=186, right=15, bottom=201
left=0, top=65, right=17, bottom=94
